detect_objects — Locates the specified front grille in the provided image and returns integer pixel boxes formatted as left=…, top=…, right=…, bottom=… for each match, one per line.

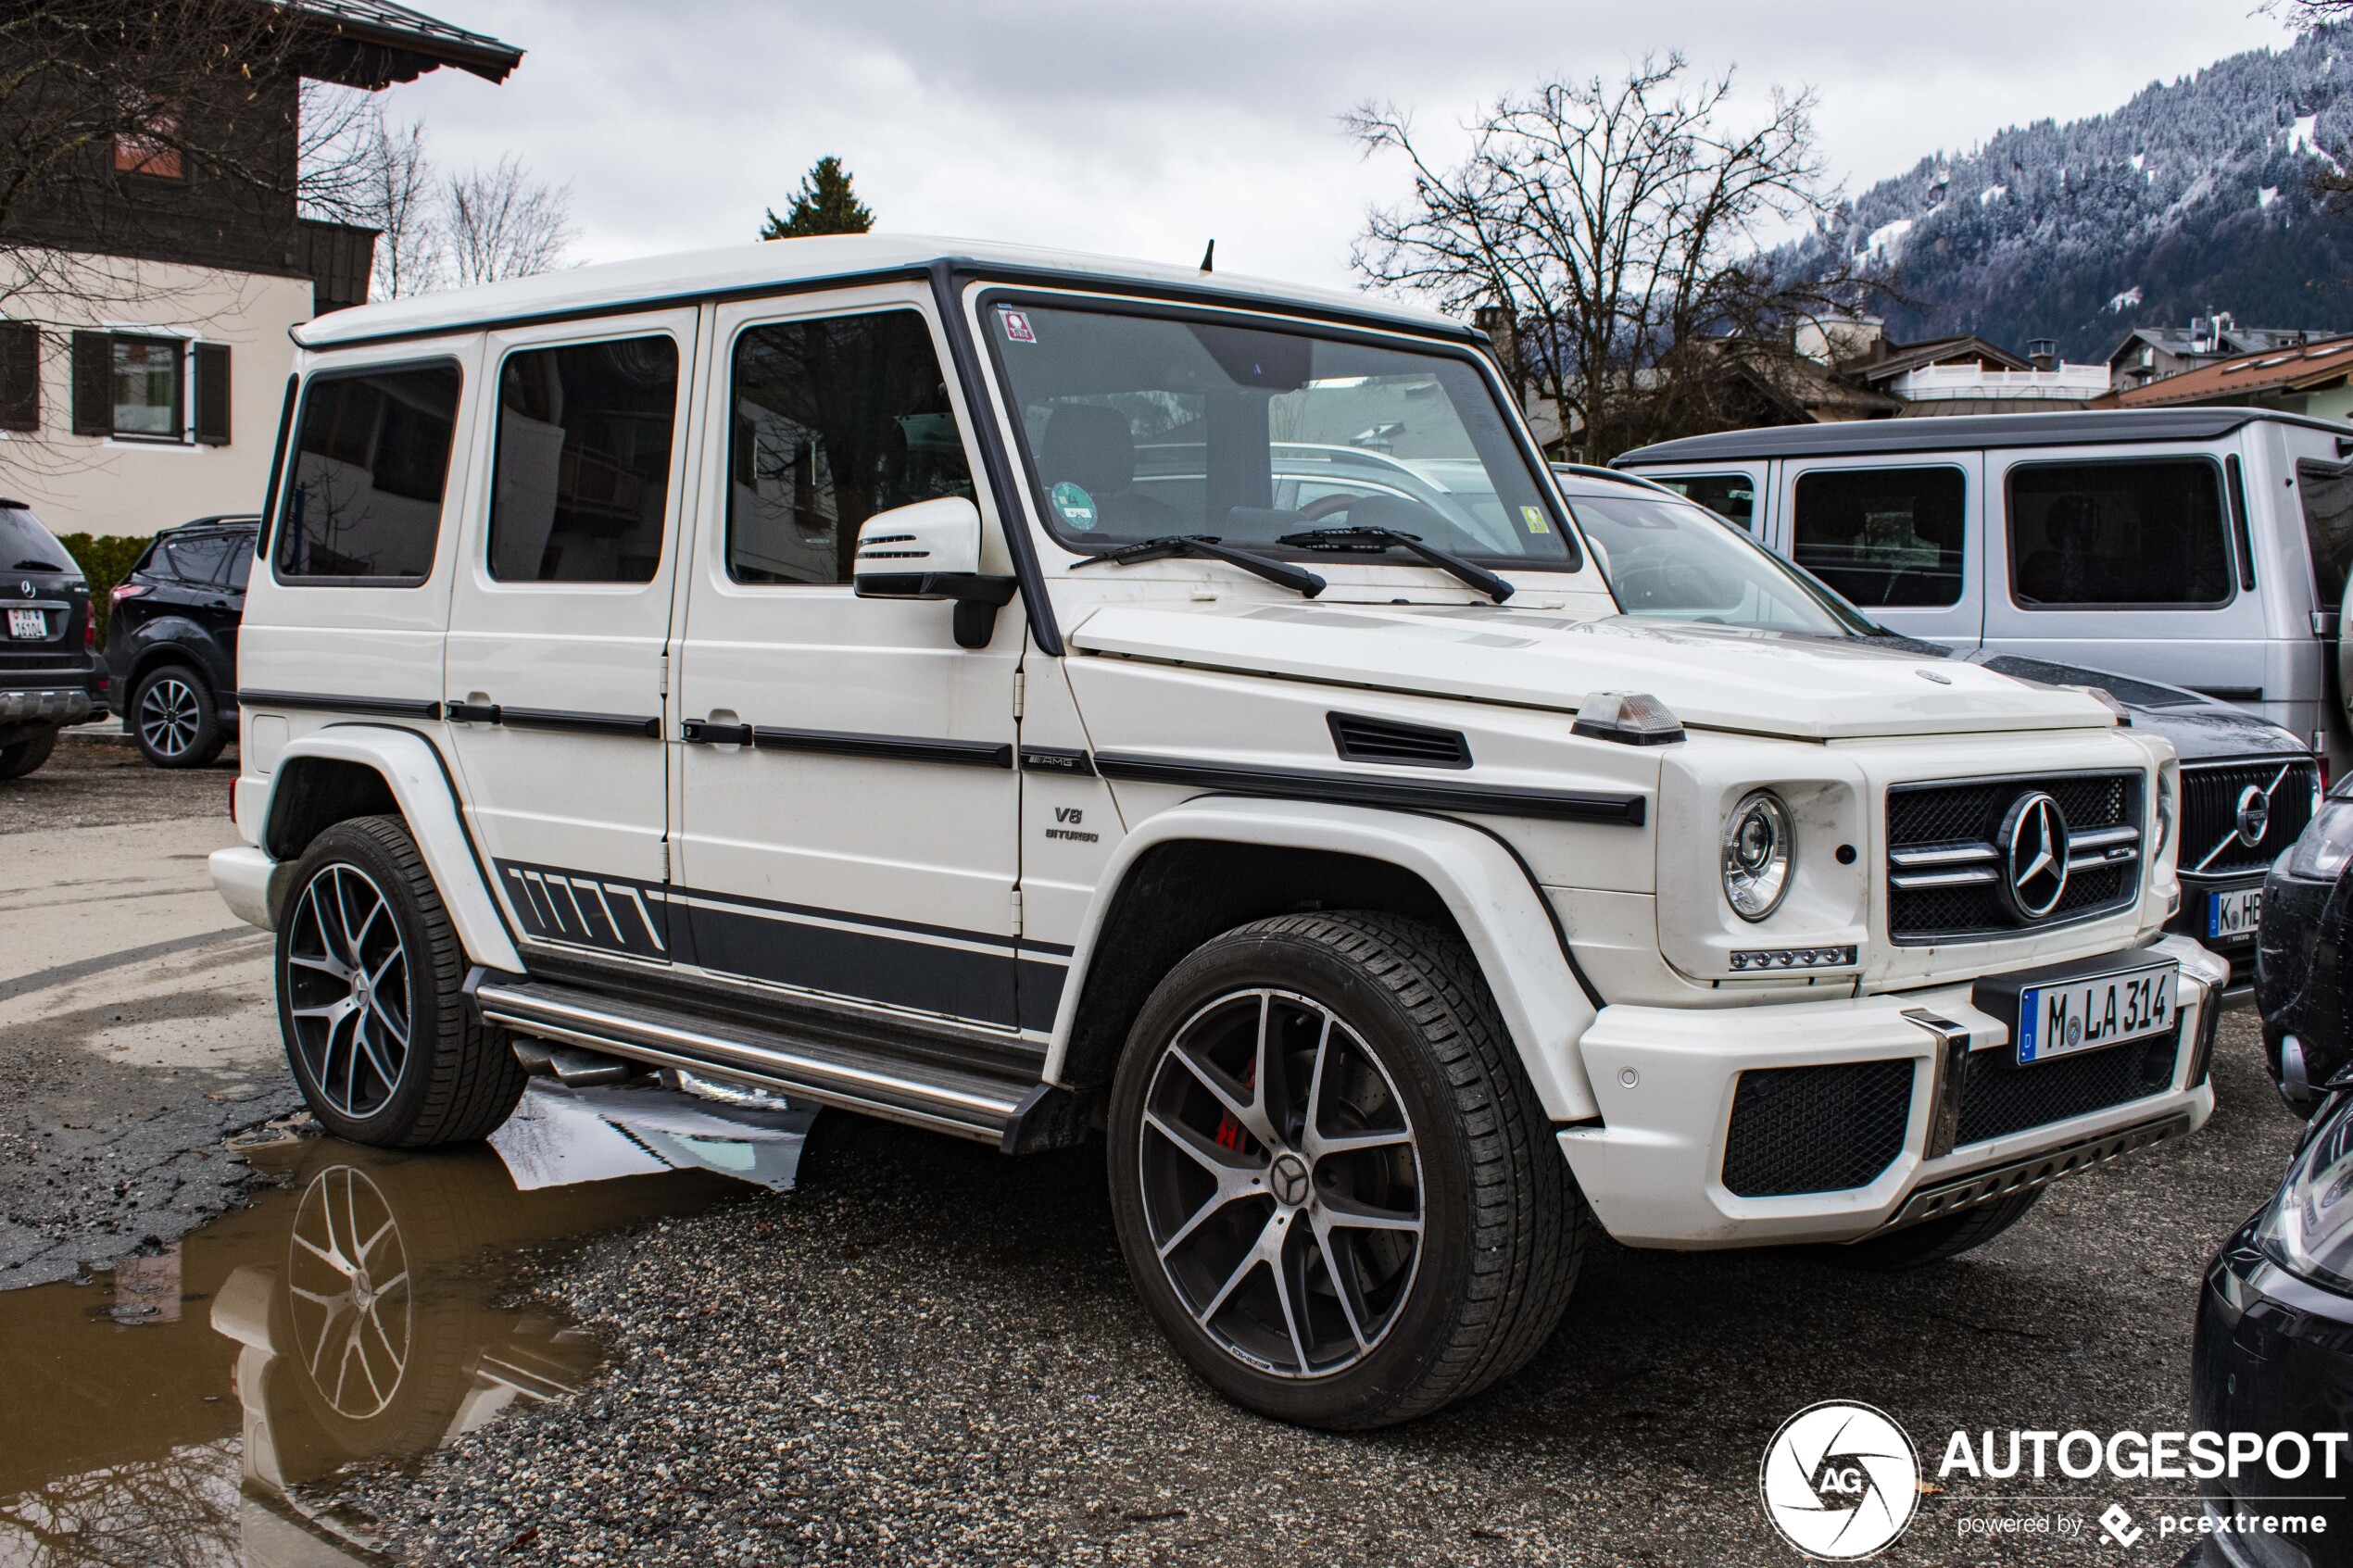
left=2180, top=759, right=2318, bottom=877
left=1954, top=1021, right=2183, bottom=1146
left=1722, top=1059, right=1914, bottom=1197
left=1887, top=771, right=2144, bottom=942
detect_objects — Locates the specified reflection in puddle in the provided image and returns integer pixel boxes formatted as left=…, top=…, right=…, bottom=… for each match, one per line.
left=0, top=1081, right=812, bottom=1565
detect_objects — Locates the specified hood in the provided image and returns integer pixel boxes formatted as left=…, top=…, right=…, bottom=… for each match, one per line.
left=1068, top=603, right=2120, bottom=742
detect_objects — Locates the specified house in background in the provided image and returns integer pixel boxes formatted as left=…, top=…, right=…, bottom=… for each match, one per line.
left=1796, top=317, right=2108, bottom=416
left=2, top=1, right=519, bottom=540
left=2093, top=332, right=2353, bottom=420
left=2106, top=314, right=2321, bottom=394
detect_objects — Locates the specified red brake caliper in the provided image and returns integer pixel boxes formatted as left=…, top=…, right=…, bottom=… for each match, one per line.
left=1214, top=1058, right=1256, bottom=1152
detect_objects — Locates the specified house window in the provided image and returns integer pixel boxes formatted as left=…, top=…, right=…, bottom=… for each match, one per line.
left=114, top=107, right=182, bottom=179
left=110, top=336, right=181, bottom=438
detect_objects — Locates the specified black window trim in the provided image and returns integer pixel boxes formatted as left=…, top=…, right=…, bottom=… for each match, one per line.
left=718, top=300, right=973, bottom=591
left=970, top=283, right=1585, bottom=576
left=2000, top=451, right=2237, bottom=614
left=271, top=353, right=465, bottom=591
left=1788, top=459, right=1972, bottom=611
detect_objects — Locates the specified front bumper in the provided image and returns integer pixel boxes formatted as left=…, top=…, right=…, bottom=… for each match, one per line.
left=2190, top=1236, right=2353, bottom=1566
left=1559, top=933, right=2226, bottom=1248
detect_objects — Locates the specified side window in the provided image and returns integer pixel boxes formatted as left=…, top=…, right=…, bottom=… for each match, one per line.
left=162, top=533, right=233, bottom=585
left=726, top=309, right=974, bottom=585
left=490, top=335, right=680, bottom=584
left=222, top=541, right=253, bottom=593
left=1656, top=472, right=1755, bottom=530
left=1790, top=467, right=1966, bottom=608
left=2007, top=459, right=2231, bottom=609
left=276, top=363, right=460, bottom=583
left=2297, top=460, right=2353, bottom=615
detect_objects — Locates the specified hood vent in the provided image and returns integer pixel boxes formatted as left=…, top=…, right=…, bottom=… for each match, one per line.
left=1327, top=712, right=1472, bottom=770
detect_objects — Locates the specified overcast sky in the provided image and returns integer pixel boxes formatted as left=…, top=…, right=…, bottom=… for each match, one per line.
left=386, top=2, right=2303, bottom=293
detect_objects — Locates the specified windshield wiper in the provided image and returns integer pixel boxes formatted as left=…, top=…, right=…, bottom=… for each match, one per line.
left=1070, top=534, right=1325, bottom=597
left=1277, top=525, right=1513, bottom=603
left=10, top=558, right=64, bottom=572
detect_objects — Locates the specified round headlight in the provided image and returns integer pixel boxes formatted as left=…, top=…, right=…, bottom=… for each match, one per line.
left=1721, top=790, right=1793, bottom=922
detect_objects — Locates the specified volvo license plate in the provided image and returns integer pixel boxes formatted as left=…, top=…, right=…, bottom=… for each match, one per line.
left=6, top=608, right=42, bottom=639
left=2206, top=885, right=2261, bottom=941
left=2013, top=960, right=2175, bottom=1064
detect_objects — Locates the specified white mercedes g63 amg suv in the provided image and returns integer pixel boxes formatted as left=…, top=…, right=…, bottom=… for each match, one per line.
left=209, top=235, right=2224, bottom=1429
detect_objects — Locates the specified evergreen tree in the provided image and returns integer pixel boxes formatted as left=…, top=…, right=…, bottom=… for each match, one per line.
left=760, top=157, right=875, bottom=239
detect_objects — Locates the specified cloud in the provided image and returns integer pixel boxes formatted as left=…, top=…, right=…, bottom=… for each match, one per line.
left=391, top=0, right=2300, bottom=292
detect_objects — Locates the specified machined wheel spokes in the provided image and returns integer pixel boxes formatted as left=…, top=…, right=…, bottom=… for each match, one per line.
left=1139, top=988, right=1423, bottom=1380
left=284, top=863, right=412, bottom=1120
left=287, top=1164, right=412, bottom=1419
left=137, top=675, right=202, bottom=759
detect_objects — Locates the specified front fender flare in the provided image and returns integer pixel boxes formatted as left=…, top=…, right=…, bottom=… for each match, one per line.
left=260, top=726, right=522, bottom=972
left=1047, top=797, right=1601, bottom=1120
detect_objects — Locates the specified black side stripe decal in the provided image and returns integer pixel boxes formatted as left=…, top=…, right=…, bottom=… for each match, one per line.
left=1093, top=752, right=1647, bottom=825
left=751, top=725, right=1013, bottom=768
left=497, top=859, right=670, bottom=960
left=239, top=689, right=443, bottom=721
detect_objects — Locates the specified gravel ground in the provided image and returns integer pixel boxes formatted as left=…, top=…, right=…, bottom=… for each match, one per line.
left=346, top=1014, right=2305, bottom=1568
left=0, top=722, right=236, bottom=835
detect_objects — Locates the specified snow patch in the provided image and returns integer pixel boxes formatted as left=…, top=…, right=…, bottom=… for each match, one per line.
left=1979, top=183, right=2008, bottom=206
left=2131, top=153, right=2146, bottom=171
left=2291, top=114, right=2322, bottom=155
left=2108, top=285, right=2144, bottom=313
left=2260, top=184, right=2281, bottom=209
left=1866, top=217, right=1914, bottom=260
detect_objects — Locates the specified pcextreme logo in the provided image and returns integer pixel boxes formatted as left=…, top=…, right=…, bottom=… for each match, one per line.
left=1759, top=1401, right=1921, bottom=1561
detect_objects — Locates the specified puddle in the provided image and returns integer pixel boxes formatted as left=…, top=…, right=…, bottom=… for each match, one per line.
left=0, top=1079, right=815, bottom=1565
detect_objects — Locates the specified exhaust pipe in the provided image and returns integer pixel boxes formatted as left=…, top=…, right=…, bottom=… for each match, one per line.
left=508, top=1035, right=640, bottom=1087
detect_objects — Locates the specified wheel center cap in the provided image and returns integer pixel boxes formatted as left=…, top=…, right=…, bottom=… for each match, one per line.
left=1269, top=1151, right=1312, bottom=1207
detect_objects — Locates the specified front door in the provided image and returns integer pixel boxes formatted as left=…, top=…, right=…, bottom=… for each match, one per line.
left=443, top=311, right=698, bottom=965
left=672, top=285, right=1026, bottom=1032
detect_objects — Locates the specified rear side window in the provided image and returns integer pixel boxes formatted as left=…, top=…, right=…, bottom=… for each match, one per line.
left=2297, top=460, right=2353, bottom=615
left=726, top=309, right=974, bottom=585
left=276, top=363, right=460, bottom=583
left=489, top=335, right=680, bottom=584
left=163, top=533, right=234, bottom=585
left=1655, top=472, right=1755, bottom=530
left=2007, top=459, right=2231, bottom=608
left=1790, top=467, right=1967, bottom=608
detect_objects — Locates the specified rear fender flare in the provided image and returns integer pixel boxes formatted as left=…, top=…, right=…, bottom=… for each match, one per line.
left=260, top=726, right=522, bottom=972
left=1047, top=797, right=1600, bottom=1120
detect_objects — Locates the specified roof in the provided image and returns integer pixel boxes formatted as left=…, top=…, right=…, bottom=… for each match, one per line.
left=292, top=234, right=1469, bottom=350
left=2099, top=333, right=2353, bottom=408
left=2103, top=324, right=2317, bottom=368
left=274, top=0, right=522, bottom=86
left=1614, top=407, right=2353, bottom=465
left=1852, top=335, right=2030, bottom=385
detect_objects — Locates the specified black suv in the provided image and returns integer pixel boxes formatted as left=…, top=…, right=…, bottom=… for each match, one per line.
left=0, top=500, right=103, bottom=781
left=104, top=515, right=256, bottom=768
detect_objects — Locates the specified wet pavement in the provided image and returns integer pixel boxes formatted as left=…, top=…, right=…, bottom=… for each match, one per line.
left=0, top=1081, right=812, bottom=1567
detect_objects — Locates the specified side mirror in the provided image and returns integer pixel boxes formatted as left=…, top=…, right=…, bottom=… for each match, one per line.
left=852, top=497, right=1018, bottom=650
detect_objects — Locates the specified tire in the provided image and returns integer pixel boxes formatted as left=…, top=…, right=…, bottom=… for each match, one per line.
left=0, top=726, right=57, bottom=780
left=1106, top=911, right=1587, bottom=1430
left=275, top=815, right=527, bottom=1147
left=132, top=662, right=224, bottom=768
left=1833, top=1188, right=2044, bottom=1271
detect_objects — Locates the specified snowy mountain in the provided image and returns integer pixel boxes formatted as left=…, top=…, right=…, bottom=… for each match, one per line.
left=1780, top=28, right=2353, bottom=361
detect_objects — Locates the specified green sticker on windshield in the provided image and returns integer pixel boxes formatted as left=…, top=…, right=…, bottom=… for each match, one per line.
left=1521, top=506, right=1551, bottom=533
left=1051, top=482, right=1099, bottom=533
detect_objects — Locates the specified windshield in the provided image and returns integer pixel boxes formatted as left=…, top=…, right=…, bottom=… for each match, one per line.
left=988, top=300, right=1575, bottom=566
left=1561, top=485, right=1877, bottom=637
left=0, top=505, right=70, bottom=573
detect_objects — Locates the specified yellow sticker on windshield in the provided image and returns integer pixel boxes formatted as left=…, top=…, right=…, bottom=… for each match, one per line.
left=1521, top=506, right=1550, bottom=533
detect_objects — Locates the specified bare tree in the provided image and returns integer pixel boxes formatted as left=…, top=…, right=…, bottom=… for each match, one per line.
left=1348, top=55, right=1874, bottom=460
left=442, top=155, right=573, bottom=287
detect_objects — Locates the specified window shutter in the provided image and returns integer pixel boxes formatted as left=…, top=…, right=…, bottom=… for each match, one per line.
left=193, top=342, right=230, bottom=445
left=70, top=332, right=110, bottom=436
left=0, top=324, right=36, bottom=432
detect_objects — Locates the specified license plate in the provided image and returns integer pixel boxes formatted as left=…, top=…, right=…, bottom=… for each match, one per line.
left=2207, top=885, right=2261, bottom=941
left=2015, top=960, right=2176, bottom=1064
left=5, top=608, right=42, bottom=639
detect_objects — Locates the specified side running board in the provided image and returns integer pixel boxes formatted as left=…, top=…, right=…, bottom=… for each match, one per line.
left=473, top=978, right=1038, bottom=1145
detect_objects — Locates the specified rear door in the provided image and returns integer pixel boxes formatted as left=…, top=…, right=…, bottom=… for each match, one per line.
left=1980, top=445, right=2269, bottom=700
left=1773, top=454, right=1984, bottom=647
left=441, top=312, right=699, bottom=966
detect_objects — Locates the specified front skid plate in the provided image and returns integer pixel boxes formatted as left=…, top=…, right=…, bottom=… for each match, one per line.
left=1869, top=1112, right=2192, bottom=1236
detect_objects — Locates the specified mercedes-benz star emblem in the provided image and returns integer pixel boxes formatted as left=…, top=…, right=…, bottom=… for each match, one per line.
left=16, top=580, right=30, bottom=598
left=1268, top=1151, right=1312, bottom=1207
left=2235, top=783, right=2272, bottom=849
left=1996, top=791, right=2070, bottom=922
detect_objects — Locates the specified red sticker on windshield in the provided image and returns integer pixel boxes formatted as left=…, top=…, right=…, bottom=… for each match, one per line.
left=1000, top=308, right=1037, bottom=344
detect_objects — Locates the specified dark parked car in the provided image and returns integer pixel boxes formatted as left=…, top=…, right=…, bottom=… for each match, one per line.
left=2258, top=779, right=2353, bottom=1104
left=2189, top=1086, right=2353, bottom=1564
left=1554, top=463, right=2319, bottom=992
left=0, top=499, right=105, bottom=781
left=104, top=515, right=257, bottom=768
